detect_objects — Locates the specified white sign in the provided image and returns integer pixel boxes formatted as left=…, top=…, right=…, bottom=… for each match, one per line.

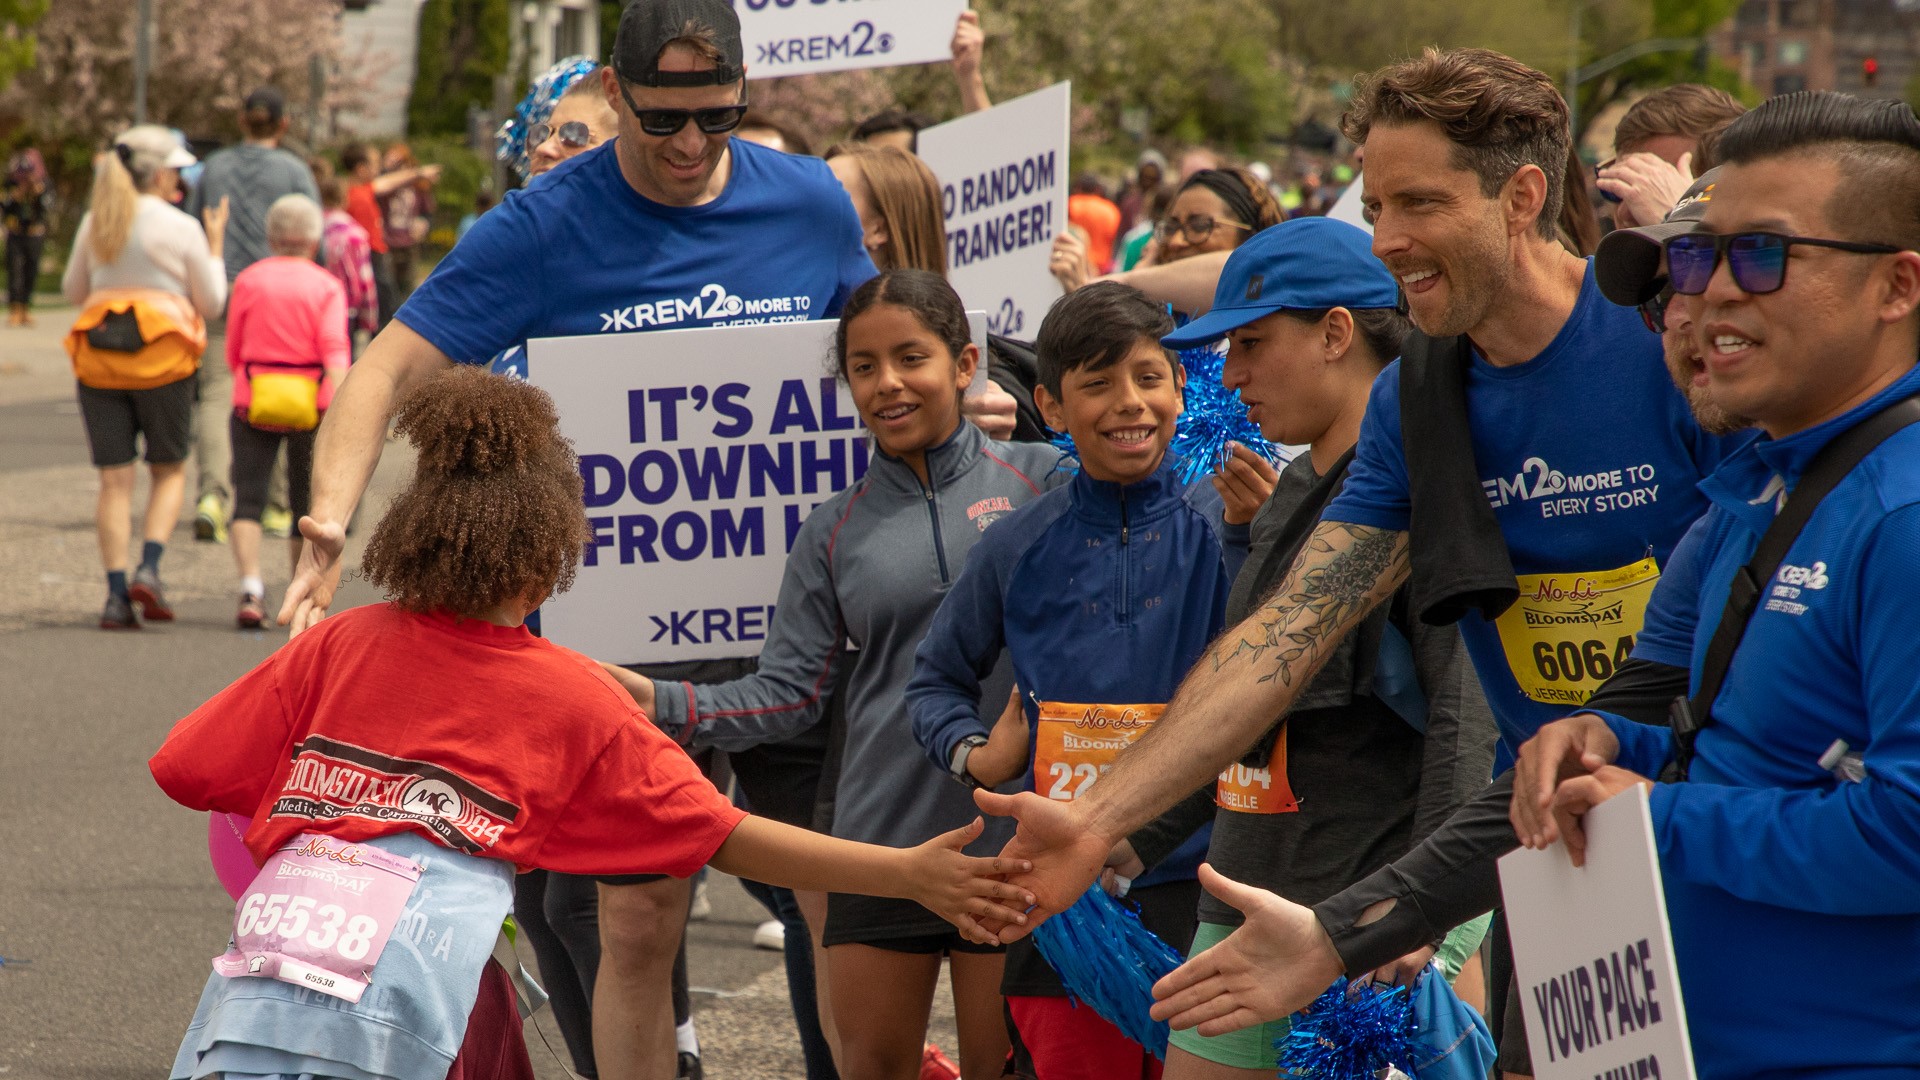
left=528, top=321, right=865, bottom=664
left=918, top=82, right=1070, bottom=341
left=1498, top=785, right=1697, bottom=1080
left=1328, top=170, right=1370, bottom=233
left=736, top=0, right=968, bottom=80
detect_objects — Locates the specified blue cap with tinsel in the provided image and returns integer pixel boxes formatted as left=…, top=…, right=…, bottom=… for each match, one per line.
left=1161, top=217, right=1399, bottom=350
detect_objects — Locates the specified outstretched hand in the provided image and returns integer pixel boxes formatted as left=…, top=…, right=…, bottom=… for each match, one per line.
left=907, top=816, right=1037, bottom=945
left=1149, top=864, right=1344, bottom=1035
left=279, top=515, right=347, bottom=636
left=971, top=788, right=1110, bottom=942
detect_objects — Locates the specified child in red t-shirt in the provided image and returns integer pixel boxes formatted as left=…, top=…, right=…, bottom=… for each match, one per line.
left=151, top=367, right=1033, bottom=1080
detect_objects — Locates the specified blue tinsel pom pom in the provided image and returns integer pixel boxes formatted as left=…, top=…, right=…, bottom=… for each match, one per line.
left=1030, top=886, right=1186, bottom=1058
left=495, top=56, right=600, bottom=181
left=1048, top=344, right=1288, bottom=485
left=1279, top=977, right=1419, bottom=1079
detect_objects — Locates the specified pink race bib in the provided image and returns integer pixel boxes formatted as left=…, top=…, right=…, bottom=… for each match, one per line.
left=212, top=833, right=422, bottom=1003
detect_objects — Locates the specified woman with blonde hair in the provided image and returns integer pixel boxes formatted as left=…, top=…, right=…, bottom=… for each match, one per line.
left=824, top=143, right=948, bottom=275
left=62, top=125, right=228, bottom=629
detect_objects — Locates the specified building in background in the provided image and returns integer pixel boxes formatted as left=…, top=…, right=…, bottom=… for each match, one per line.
left=333, top=0, right=599, bottom=138
left=1714, top=0, right=1920, bottom=100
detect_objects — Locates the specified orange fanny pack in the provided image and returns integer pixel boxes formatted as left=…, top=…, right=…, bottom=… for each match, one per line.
left=66, top=291, right=205, bottom=390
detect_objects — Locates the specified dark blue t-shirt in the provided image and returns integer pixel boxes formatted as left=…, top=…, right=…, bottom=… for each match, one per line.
left=398, top=138, right=876, bottom=365
left=1325, top=262, right=1740, bottom=757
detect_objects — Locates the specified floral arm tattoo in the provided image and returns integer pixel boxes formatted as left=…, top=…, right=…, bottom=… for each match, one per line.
left=1212, top=522, right=1411, bottom=687
left=1077, top=521, right=1410, bottom=844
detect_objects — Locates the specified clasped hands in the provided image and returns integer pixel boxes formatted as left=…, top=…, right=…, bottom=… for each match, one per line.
left=956, top=712, right=1651, bottom=1037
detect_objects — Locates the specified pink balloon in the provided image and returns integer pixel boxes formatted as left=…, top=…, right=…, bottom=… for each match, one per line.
left=207, top=812, right=258, bottom=901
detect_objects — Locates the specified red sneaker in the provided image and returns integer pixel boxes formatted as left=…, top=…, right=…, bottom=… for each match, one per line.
left=237, top=593, right=265, bottom=630
left=130, top=567, right=174, bottom=621
left=920, top=1043, right=961, bottom=1080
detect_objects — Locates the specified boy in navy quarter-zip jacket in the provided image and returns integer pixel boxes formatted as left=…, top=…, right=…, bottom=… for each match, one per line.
left=908, top=282, right=1254, bottom=1080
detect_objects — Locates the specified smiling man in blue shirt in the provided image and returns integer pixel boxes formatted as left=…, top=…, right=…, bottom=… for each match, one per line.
left=273, top=3, right=879, bottom=1077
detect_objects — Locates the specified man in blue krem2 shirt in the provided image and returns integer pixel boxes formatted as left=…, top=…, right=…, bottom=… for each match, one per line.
left=273, top=2, right=882, bottom=1076
left=1506, top=92, right=1920, bottom=1077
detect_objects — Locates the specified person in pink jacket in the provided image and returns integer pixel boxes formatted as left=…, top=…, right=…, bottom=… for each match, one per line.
left=224, top=193, right=348, bottom=628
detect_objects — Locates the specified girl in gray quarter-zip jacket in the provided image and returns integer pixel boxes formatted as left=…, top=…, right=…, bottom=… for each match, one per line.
left=604, top=271, right=1064, bottom=1080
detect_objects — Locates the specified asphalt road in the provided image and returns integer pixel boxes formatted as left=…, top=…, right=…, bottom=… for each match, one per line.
left=0, top=309, right=881, bottom=1079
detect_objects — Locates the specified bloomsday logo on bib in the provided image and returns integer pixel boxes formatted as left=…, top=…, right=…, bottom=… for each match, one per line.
left=1494, top=557, right=1660, bottom=706
left=1033, top=702, right=1163, bottom=803
left=213, top=834, right=423, bottom=1003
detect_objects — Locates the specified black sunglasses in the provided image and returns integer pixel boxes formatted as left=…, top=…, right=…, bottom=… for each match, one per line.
left=530, top=120, right=593, bottom=150
left=1639, top=282, right=1675, bottom=335
left=1664, top=231, right=1900, bottom=296
left=616, top=81, right=748, bottom=137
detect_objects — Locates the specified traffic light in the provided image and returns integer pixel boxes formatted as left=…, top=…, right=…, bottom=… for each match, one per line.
left=1865, top=57, right=1880, bottom=87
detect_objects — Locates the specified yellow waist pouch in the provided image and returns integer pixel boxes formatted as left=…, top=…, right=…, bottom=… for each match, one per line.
left=247, top=370, right=321, bottom=431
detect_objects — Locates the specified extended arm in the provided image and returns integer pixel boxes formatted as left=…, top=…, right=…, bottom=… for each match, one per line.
left=950, top=11, right=991, bottom=114
left=647, top=518, right=845, bottom=751
left=979, top=520, right=1409, bottom=936
left=1083, top=521, right=1409, bottom=845
left=1407, top=615, right=1498, bottom=843
left=278, top=320, right=453, bottom=631
left=711, top=815, right=1034, bottom=941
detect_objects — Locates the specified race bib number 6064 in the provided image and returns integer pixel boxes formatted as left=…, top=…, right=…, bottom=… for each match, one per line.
left=1494, top=558, right=1660, bottom=706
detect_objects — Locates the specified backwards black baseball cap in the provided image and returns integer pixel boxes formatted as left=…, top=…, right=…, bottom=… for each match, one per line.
left=243, top=87, right=287, bottom=123
left=611, top=0, right=745, bottom=87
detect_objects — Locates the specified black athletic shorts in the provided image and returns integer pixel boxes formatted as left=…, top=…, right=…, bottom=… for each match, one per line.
left=76, top=376, right=195, bottom=467
left=823, top=892, right=1004, bottom=954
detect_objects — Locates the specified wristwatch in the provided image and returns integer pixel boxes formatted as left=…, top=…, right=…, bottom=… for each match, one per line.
left=949, top=734, right=990, bottom=788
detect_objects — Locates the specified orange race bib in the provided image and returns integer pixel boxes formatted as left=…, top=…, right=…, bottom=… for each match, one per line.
left=1034, top=702, right=1163, bottom=802
left=1215, top=738, right=1299, bottom=815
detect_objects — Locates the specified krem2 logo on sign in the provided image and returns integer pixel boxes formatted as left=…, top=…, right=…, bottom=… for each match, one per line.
left=733, top=0, right=968, bottom=79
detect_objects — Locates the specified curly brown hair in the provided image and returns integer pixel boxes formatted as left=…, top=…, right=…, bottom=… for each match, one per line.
left=1341, top=47, right=1570, bottom=240
left=361, top=367, right=590, bottom=620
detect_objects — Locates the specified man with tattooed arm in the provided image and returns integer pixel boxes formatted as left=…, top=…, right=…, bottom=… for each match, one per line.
left=973, top=48, right=1739, bottom=1077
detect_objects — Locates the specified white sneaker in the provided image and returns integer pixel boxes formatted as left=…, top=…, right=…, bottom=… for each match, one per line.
left=688, top=878, right=712, bottom=921
left=752, top=919, right=785, bottom=951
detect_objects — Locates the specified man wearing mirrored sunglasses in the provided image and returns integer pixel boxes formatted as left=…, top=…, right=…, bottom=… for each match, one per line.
left=278, top=4, right=879, bottom=1079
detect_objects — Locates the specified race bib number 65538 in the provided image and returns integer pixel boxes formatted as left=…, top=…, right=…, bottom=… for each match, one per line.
left=213, top=833, right=422, bottom=1003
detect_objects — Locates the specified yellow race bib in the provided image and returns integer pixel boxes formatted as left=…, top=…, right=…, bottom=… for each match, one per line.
left=1034, top=702, right=1162, bottom=802
left=1495, top=557, right=1660, bottom=706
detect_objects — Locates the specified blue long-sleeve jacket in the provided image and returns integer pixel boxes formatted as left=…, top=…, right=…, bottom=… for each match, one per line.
left=907, top=457, right=1247, bottom=887
left=1591, top=363, right=1920, bottom=1077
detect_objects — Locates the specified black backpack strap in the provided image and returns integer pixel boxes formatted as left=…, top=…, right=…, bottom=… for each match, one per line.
left=1663, top=394, right=1920, bottom=781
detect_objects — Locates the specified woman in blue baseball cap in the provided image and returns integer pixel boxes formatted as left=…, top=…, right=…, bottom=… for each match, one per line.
left=1127, top=215, right=1500, bottom=1080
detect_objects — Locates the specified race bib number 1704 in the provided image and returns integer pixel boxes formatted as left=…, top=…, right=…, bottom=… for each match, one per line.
left=1494, top=558, right=1660, bottom=706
